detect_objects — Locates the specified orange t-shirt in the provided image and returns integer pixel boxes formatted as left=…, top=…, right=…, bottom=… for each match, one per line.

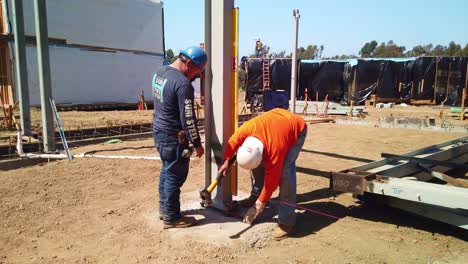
left=224, top=108, right=307, bottom=203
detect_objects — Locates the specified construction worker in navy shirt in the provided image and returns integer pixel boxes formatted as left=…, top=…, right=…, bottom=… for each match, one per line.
left=152, top=46, right=207, bottom=229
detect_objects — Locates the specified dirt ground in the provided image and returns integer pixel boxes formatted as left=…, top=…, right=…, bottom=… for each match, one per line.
left=1, top=123, right=467, bottom=264
left=1, top=98, right=465, bottom=144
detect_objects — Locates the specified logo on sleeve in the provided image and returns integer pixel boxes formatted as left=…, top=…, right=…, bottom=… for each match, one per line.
left=152, top=74, right=167, bottom=103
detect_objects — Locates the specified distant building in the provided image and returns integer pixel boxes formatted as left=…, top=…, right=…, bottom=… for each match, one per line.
left=0, top=0, right=165, bottom=106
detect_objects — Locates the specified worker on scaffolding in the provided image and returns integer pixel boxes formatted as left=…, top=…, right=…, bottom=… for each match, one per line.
left=255, top=38, right=263, bottom=58
left=218, top=108, right=307, bottom=240
left=152, top=46, right=207, bottom=229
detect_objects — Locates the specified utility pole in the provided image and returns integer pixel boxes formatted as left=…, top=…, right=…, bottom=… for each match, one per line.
left=290, top=9, right=300, bottom=113
left=12, top=0, right=31, bottom=136
left=34, top=0, right=55, bottom=152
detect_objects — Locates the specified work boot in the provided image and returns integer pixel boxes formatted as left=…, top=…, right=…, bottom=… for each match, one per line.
left=163, top=216, right=196, bottom=229
left=238, top=196, right=257, bottom=208
left=272, top=224, right=294, bottom=241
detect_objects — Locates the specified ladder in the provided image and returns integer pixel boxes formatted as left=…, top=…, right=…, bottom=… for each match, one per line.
left=262, top=56, right=270, bottom=90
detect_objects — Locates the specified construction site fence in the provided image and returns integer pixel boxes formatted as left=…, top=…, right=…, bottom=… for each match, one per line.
left=243, top=56, right=468, bottom=106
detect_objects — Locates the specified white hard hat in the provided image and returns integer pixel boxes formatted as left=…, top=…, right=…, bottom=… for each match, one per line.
left=237, top=137, right=264, bottom=170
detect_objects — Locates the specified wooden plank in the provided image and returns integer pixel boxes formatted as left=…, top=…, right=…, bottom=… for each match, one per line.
left=4, top=43, right=13, bottom=106
left=418, top=164, right=468, bottom=188
left=306, top=118, right=335, bottom=124
left=411, top=99, right=436, bottom=105
left=374, top=97, right=409, bottom=103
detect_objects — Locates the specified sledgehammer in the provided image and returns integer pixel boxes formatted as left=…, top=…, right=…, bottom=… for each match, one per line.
left=199, top=154, right=237, bottom=207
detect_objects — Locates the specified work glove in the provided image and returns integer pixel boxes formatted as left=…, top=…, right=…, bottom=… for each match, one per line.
left=243, top=200, right=266, bottom=224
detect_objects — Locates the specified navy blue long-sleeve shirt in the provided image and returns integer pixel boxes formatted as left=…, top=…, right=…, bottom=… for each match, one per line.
left=152, top=66, right=201, bottom=148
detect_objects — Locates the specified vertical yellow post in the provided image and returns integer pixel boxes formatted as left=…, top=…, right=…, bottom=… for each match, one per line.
left=462, top=63, right=468, bottom=121
left=231, top=7, right=239, bottom=195
left=461, top=88, right=466, bottom=121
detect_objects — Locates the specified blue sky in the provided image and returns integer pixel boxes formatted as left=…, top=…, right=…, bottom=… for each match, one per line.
left=163, top=0, right=468, bottom=58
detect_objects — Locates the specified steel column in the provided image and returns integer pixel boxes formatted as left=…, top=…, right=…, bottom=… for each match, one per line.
left=12, top=0, right=31, bottom=136
left=366, top=177, right=468, bottom=209
left=205, top=0, right=236, bottom=210
left=204, top=0, right=212, bottom=198
left=34, top=0, right=55, bottom=152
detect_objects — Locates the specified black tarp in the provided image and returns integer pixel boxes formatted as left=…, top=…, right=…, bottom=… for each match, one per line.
left=244, top=58, right=291, bottom=102
left=298, top=61, right=345, bottom=102
left=410, top=57, right=436, bottom=101
left=244, top=56, right=468, bottom=106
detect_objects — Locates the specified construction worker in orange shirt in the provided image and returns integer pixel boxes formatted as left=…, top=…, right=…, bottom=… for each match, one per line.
left=218, top=108, right=308, bottom=240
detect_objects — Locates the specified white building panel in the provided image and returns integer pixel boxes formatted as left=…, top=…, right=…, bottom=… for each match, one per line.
left=6, top=0, right=164, bottom=53
left=25, top=45, right=164, bottom=106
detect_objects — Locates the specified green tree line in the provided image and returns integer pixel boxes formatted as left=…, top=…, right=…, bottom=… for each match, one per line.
left=166, top=40, right=468, bottom=63
left=359, top=40, right=468, bottom=58
left=165, top=40, right=467, bottom=91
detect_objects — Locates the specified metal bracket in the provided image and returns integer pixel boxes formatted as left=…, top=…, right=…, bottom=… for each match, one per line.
left=330, top=169, right=376, bottom=195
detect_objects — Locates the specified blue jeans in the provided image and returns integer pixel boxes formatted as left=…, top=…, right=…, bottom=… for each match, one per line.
left=153, top=131, right=190, bottom=223
left=250, top=164, right=264, bottom=197
left=278, top=127, right=307, bottom=226
left=251, top=128, right=307, bottom=226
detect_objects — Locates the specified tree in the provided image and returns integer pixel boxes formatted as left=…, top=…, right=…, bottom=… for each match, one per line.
left=262, top=44, right=271, bottom=56
left=359, top=40, right=378, bottom=58
left=270, top=50, right=288, bottom=58
left=295, top=44, right=323, bottom=60
left=461, top=44, right=468, bottom=56
left=406, top=44, right=434, bottom=57
left=318, top=45, right=324, bottom=59
left=445, top=41, right=462, bottom=56
left=238, top=68, right=247, bottom=91
left=424, top=44, right=434, bottom=55
left=166, top=49, right=177, bottom=63
left=407, top=45, right=426, bottom=57
left=247, top=44, right=271, bottom=58
left=373, top=40, right=406, bottom=58
left=431, top=45, right=445, bottom=56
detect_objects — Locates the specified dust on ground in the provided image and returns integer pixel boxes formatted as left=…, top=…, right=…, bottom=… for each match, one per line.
left=1, top=123, right=467, bottom=263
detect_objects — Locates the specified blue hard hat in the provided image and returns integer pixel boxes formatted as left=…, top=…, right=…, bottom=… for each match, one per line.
left=179, top=46, right=207, bottom=70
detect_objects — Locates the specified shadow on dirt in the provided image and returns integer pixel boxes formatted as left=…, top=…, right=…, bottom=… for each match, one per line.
left=0, top=159, right=48, bottom=171
left=285, top=188, right=468, bottom=241
left=301, top=148, right=374, bottom=163
left=181, top=203, right=278, bottom=227
left=296, top=166, right=331, bottom=178
left=347, top=199, right=468, bottom=241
